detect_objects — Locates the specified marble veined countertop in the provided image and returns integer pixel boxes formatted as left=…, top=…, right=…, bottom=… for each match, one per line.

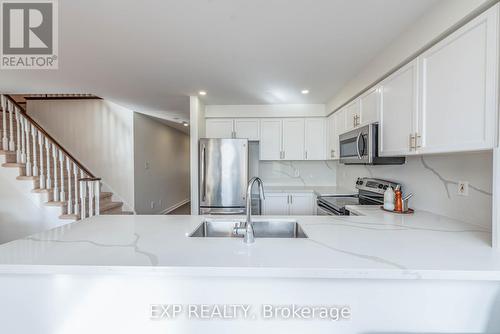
left=0, top=210, right=498, bottom=280
left=263, top=185, right=356, bottom=197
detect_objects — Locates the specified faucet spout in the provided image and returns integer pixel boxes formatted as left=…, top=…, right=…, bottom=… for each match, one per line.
left=243, top=177, right=265, bottom=244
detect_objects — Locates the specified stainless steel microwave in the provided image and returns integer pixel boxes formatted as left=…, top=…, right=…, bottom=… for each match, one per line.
left=339, top=123, right=405, bottom=165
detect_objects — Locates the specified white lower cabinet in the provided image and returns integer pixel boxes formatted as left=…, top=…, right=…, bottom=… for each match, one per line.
left=263, top=192, right=314, bottom=215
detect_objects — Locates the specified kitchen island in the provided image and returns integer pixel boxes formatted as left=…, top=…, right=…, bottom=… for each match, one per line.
left=0, top=211, right=499, bottom=333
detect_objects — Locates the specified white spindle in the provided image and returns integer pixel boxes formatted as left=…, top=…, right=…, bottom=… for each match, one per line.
left=8, top=101, right=14, bottom=151
left=73, top=163, right=79, bottom=216
left=80, top=179, right=87, bottom=220
left=45, top=139, right=51, bottom=189
left=95, top=180, right=100, bottom=216
left=52, top=146, right=59, bottom=201
left=88, top=181, right=95, bottom=217
left=1, top=96, right=7, bottom=150
left=59, top=150, right=65, bottom=202
left=15, top=108, right=21, bottom=163
left=38, top=131, right=45, bottom=188
left=20, top=115, right=26, bottom=163
left=31, top=127, right=38, bottom=176
left=24, top=120, right=32, bottom=176
left=66, top=159, right=73, bottom=214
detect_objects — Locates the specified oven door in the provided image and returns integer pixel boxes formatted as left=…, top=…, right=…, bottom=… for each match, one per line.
left=339, top=124, right=374, bottom=164
left=316, top=199, right=343, bottom=216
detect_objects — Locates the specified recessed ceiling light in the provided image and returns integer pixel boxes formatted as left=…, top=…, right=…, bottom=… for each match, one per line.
left=301, top=89, right=309, bottom=95
left=199, top=91, right=207, bottom=96
left=182, top=122, right=189, bottom=127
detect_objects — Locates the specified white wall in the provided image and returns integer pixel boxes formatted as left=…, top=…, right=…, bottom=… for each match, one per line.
left=336, top=152, right=493, bottom=228
left=326, top=0, right=493, bottom=113
left=27, top=99, right=135, bottom=211
left=133, top=113, right=190, bottom=214
left=189, top=96, right=205, bottom=214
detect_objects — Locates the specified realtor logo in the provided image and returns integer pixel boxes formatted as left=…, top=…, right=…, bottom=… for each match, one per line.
left=1, top=0, right=58, bottom=69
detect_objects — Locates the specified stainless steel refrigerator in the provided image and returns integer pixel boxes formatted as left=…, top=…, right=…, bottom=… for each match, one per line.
left=199, top=138, right=249, bottom=215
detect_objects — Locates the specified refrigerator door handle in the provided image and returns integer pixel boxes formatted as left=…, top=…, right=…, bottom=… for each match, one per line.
left=201, top=145, right=207, bottom=202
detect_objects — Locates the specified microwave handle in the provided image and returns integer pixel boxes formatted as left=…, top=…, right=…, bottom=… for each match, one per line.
left=356, top=132, right=362, bottom=159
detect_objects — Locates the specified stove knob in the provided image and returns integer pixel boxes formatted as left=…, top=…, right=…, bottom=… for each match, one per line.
left=378, top=184, right=384, bottom=189
left=383, top=185, right=388, bottom=190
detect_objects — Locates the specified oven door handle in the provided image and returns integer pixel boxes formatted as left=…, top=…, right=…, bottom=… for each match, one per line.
left=356, top=132, right=363, bottom=159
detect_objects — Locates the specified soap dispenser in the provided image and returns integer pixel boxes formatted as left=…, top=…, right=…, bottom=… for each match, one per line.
left=383, top=186, right=395, bottom=211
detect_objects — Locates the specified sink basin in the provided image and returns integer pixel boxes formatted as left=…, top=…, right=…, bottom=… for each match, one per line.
left=189, top=219, right=308, bottom=238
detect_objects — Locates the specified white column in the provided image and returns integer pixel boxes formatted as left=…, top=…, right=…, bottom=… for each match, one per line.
left=8, top=101, right=14, bottom=151
left=52, top=146, right=59, bottom=202
left=24, top=120, right=32, bottom=176
left=15, top=108, right=21, bottom=163
left=31, top=126, right=38, bottom=177
left=1, top=95, right=7, bottom=151
left=66, top=159, right=73, bottom=215
left=88, top=181, right=95, bottom=217
left=45, top=139, right=52, bottom=190
left=59, top=150, right=65, bottom=202
left=73, top=163, right=79, bottom=216
left=20, top=116, right=26, bottom=163
left=38, top=131, right=45, bottom=188
left=95, top=180, right=101, bottom=216
left=80, top=179, right=87, bottom=220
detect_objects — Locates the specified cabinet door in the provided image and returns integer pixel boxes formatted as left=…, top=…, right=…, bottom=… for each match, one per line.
left=326, top=114, right=336, bottom=160
left=205, top=119, right=234, bottom=138
left=282, top=118, right=305, bottom=160
left=379, top=60, right=419, bottom=156
left=344, top=100, right=361, bottom=131
left=360, top=87, right=379, bottom=125
left=418, top=6, right=498, bottom=154
left=263, top=193, right=289, bottom=215
left=234, top=119, right=260, bottom=141
left=260, top=119, right=282, bottom=160
left=333, top=110, right=346, bottom=159
left=289, top=193, right=314, bottom=215
left=304, top=118, right=326, bottom=160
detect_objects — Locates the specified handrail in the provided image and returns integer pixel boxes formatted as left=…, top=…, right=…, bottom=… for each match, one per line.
left=4, top=94, right=95, bottom=178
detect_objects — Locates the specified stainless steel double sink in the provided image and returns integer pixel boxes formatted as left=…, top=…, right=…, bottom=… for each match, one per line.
left=189, top=219, right=308, bottom=239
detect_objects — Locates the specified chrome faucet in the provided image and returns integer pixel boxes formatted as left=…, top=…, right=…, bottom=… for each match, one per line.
left=234, top=177, right=265, bottom=244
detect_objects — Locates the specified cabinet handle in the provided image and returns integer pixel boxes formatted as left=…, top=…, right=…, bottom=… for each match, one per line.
left=415, top=133, right=421, bottom=148
left=353, top=115, right=356, bottom=127
left=289, top=195, right=293, bottom=204
left=305, top=151, right=308, bottom=160
left=408, top=133, right=415, bottom=151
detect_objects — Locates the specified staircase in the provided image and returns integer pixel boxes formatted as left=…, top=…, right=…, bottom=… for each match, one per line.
left=0, top=94, right=130, bottom=222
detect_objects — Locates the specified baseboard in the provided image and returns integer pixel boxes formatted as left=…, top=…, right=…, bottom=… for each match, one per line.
left=162, top=199, right=190, bottom=215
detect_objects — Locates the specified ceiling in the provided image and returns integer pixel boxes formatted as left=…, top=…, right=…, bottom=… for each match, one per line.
left=0, top=0, right=441, bottom=123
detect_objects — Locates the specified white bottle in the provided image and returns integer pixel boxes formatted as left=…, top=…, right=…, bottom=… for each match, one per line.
left=383, top=186, right=395, bottom=211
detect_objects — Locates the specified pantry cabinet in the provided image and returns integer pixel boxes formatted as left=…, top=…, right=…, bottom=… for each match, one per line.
left=417, top=6, right=498, bottom=154
left=205, top=118, right=260, bottom=140
left=379, top=60, right=419, bottom=157
left=304, top=118, right=326, bottom=160
left=263, top=192, right=314, bottom=215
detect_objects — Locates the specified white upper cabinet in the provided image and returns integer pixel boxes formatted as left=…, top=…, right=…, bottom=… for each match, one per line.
left=379, top=60, right=419, bottom=157
left=205, top=119, right=234, bottom=138
left=359, top=87, right=380, bottom=125
left=417, top=6, right=498, bottom=154
left=326, top=113, right=336, bottom=160
left=282, top=118, right=305, bottom=160
left=233, top=119, right=260, bottom=140
left=304, top=118, right=326, bottom=160
left=260, top=119, right=282, bottom=160
left=206, top=118, right=260, bottom=140
left=344, top=100, right=361, bottom=132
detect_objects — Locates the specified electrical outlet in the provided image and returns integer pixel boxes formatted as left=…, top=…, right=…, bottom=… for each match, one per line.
left=150, top=201, right=155, bottom=209
left=458, top=181, right=469, bottom=196
left=294, top=169, right=300, bottom=177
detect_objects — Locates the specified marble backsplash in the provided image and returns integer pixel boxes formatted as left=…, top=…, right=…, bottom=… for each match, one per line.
left=258, top=160, right=337, bottom=186
left=336, top=151, right=493, bottom=229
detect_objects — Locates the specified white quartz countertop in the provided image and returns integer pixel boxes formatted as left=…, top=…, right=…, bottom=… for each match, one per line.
left=264, top=185, right=356, bottom=197
left=0, top=209, right=499, bottom=281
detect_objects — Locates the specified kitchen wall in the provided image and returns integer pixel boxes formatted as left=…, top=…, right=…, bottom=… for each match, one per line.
left=133, top=113, right=190, bottom=214
left=27, top=99, right=135, bottom=211
left=336, top=152, right=493, bottom=228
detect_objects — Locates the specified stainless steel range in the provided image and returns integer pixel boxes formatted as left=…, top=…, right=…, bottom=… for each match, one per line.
left=317, top=177, right=401, bottom=216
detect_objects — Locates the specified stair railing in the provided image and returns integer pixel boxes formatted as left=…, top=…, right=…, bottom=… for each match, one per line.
left=0, top=94, right=102, bottom=219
